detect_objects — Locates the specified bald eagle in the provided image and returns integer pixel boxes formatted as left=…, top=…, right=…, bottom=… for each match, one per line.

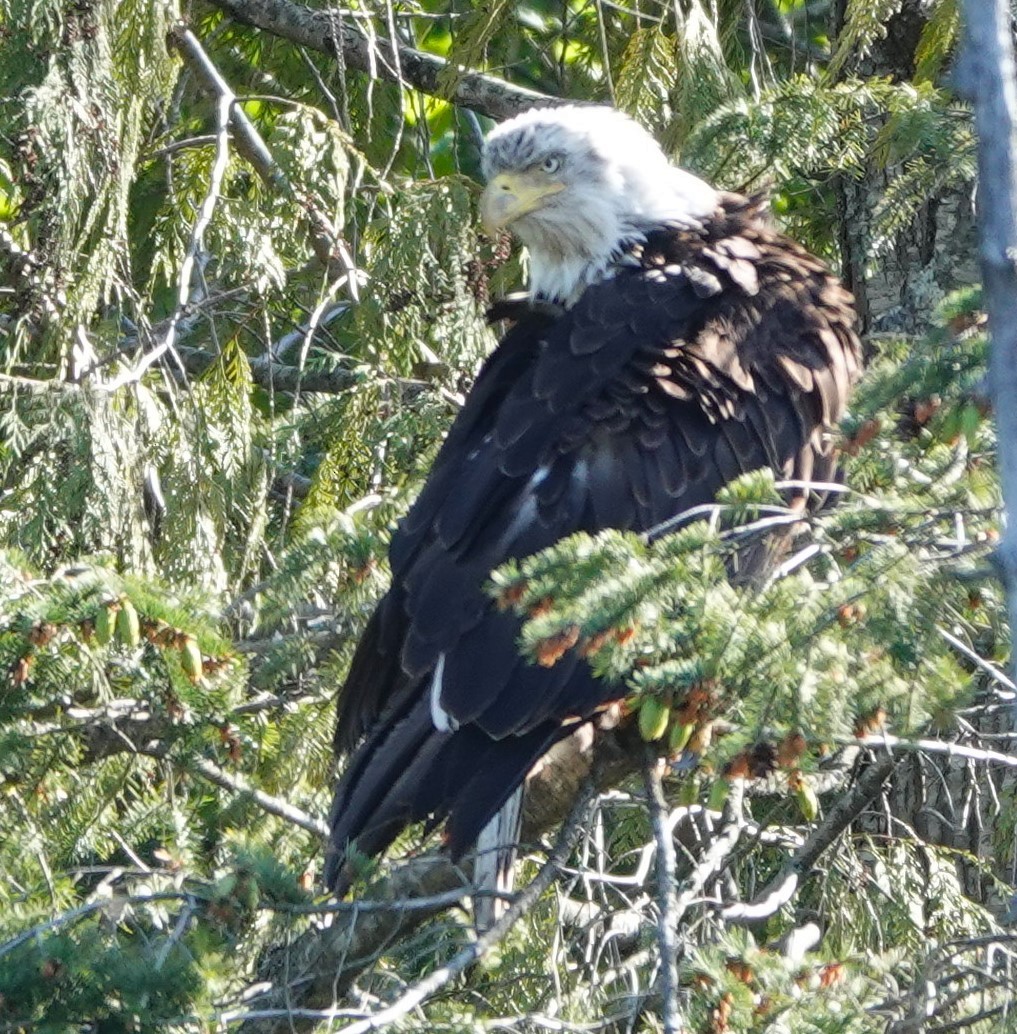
left=324, top=106, right=861, bottom=915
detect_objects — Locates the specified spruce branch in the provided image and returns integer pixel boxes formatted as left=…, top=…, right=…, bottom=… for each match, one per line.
left=956, top=0, right=1017, bottom=687
left=0, top=891, right=196, bottom=961
left=18, top=705, right=328, bottom=834
left=206, top=0, right=560, bottom=120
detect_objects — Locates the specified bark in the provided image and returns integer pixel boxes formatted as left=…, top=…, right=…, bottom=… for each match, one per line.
left=832, top=0, right=979, bottom=333
left=956, top=0, right=1017, bottom=689
left=205, top=0, right=559, bottom=121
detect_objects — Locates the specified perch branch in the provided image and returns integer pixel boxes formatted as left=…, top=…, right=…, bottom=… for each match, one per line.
left=235, top=728, right=634, bottom=1034
left=326, top=782, right=597, bottom=1034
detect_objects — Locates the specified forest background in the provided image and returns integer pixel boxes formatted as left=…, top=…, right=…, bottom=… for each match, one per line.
left=0, top=0, right=1015, bottom=1030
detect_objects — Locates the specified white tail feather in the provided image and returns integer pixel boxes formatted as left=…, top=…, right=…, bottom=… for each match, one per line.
left=473, top=786, right=524, bottom=931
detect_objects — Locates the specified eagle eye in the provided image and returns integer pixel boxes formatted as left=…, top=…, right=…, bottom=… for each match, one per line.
left=540, top=155, right=562, bottom=174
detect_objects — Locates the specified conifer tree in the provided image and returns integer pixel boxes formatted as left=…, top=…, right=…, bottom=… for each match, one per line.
left=0, top=1, right=1012, bottom=1031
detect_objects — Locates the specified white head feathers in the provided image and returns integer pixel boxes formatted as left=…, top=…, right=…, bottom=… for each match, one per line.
left=481, top=106, right=719, bottom=305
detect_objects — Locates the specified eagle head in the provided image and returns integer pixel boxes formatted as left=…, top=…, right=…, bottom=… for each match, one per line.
left=480, top=105, right=719, bottom=305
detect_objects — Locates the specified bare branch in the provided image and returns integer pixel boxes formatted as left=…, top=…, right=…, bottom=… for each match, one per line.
left=723, top=754, right=897, bottom=923
left=0, top=890, right=194, bottom=961
left=99, top=61, right=232, bottom=392
left=857, top=734, right=1017, bottom=770
left=643, top=751, right=683, bottom=1034
left=147, top=748, right=330, bottom=838
left=206, top=0, right=560, bottom=120
left=173, top=344, right=360, bottom=394
left=938, top=626, right=1017, bottom=697
left=167, top=23, right=352, bottom=273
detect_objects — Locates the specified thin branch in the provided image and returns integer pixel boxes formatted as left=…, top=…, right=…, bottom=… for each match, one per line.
left=206, top=0, right=560, bottom=120
left=0, top=372, right=80, bottom=396
left=173, top=344, right=361, bottom=394
left=98, top=64, right=233, bottom=392
left=270, top=302, right=349, bottom=362
left=642, top=751, right=682, bottom=1034
left=221, top=1009, right=366, bottom=1024
left=938, top=626, right=1017, bottom=696
left=167, top=23, right=351, bottom=274
left=147, top=134, right=222, bottom=160
left=0, top=891, right=192, bottom=960
left=722, top=754, right=897, bottom=922
left=857, top=734, right=1017, bottom=770
left=146, top=748, right=329, bottom=838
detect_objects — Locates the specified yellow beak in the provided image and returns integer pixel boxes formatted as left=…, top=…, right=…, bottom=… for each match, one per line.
left=481, top=172, right=565, bottom=233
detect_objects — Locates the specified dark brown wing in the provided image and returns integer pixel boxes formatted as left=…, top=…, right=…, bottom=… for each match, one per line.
left=325, top=195, right=860, bottom=893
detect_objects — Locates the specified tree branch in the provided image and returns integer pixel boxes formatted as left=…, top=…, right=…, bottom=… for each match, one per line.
left=206, top=0, right=560, bottom=120
left=325, top=782, right=597, bottom=1034
left=234, top=728, right=634, bottom=1034
left=173, top=344, right=360, bottom=394
left=722, top=754, right=897, bottom=923
left=168, top=23, right=353, bottom=274
left=643, top=751, right=682, bottom=1034
left=956, top=0, right=1017, bottom=686
left=147, top=748, right=330, bottom=837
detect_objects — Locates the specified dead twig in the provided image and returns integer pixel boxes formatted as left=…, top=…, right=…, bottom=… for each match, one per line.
left=723, top=754, right=897, bottom=923
left=643, top=750, right=682, bottom=1034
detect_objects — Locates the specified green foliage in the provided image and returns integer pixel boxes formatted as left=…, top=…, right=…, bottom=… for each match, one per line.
left=0, top=0, right=1008, bottom=1030
left=827, top=0, right=906, bottom=77
left=1, top=0, right=177, bottom=368
left=914, top=0, right=961, bottom=84
left=685, top=75, right=973, bottom=260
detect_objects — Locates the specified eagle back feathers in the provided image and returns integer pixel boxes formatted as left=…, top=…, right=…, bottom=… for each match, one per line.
left=325, top=193, right=860, bottom=894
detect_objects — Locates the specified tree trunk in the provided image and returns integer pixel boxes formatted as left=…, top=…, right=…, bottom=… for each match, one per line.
left=829, top=0, right=1014, bottom=916
left=833, top=0, right=979, bottom=333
